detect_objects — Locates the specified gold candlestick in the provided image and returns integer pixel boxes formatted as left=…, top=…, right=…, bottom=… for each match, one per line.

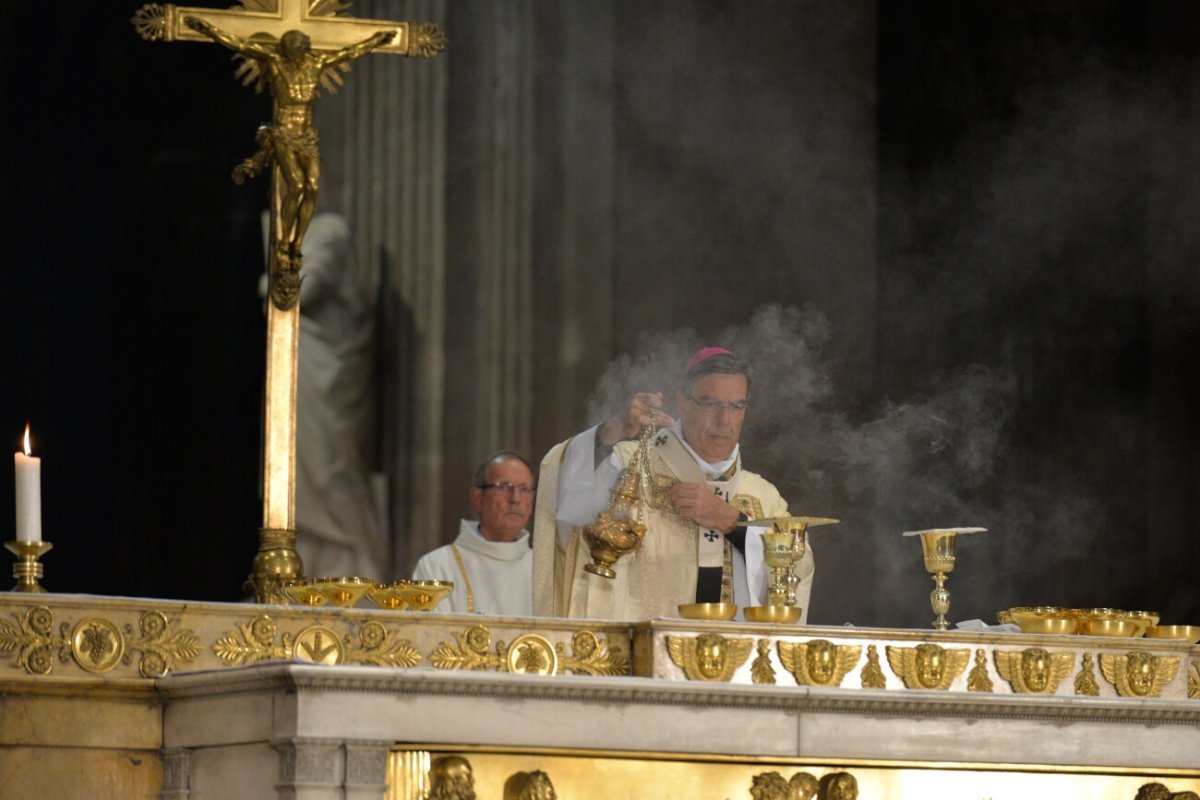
left=903, top=527, right=986, bottom=630
left=6, top=540, right=53, bottom=593
left=756, top=516, right=838, bottom=607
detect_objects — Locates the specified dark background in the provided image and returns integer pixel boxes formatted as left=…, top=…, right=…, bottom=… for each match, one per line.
left=1, top=2, right=1197, bottom=626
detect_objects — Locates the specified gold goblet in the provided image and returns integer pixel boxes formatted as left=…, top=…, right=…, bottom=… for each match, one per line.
left=366, top=580, right=411, bottom=610
left=283, top=580, right=329, bottom=607
left=311, top=576, right=373, bottom=608
left=755, top=516, right=838, bottom=608
left=903, top=527, right=985, bottom=631
left=398, top=579, right=454, bottom=611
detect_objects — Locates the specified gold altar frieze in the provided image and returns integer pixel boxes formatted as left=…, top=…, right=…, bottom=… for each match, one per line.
left=635, top=619, right=1197, bottom=699
left=994, top=646, right=1075, bottom=694
left=429, top=625, right=627, bottom=676
left=666, top=633, right=753, bottom=682
left=388, top=745, right=1200, bottom=800
left=887, top=643, right=970, bottom=690
left=1189, top=662, right=1199, bottom=699
left=778, top=639, right=860, bottom=688
left=0, top=595, right=630, bottom=681
left=1101, top=651, right=1181, bottom=698
left=0, top=603, right=201, bottom=677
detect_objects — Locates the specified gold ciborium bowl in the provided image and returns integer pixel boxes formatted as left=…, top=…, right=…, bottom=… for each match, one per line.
left=366, top=580, right=411, bottom=610
left=677, top=602, right=737, bottom=621
left=1077, top=608, right=1153, bottom=638
left=1124, top=610, right=1160, bottom=637
left=743, top=605, right=802, bottom=624
left=283, top=580, right=329, bottom=607
left=312, top=576, right=374, bottom=608
left=1078, top=616, right=1140, bottom=638
left=398, top=579, right=454, bottom=611
left=1005, top=607, right=1077, bottom=635
left=1145, top=624, right=1200, bottom=645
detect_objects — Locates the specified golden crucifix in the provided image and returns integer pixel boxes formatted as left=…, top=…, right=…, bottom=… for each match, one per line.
left=132, top=1, right=446, bottom=602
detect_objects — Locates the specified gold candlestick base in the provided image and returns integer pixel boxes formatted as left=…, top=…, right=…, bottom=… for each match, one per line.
left=6, top=540, right=53, bottom=593
left=247, top=528, right=304, bottom=604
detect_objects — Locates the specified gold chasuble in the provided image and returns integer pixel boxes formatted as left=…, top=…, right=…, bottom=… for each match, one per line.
left=533, top=426, right=812, bottom=621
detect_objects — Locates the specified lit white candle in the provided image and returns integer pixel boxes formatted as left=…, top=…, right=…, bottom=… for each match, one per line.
left=14, top=425, right=41, bottom=543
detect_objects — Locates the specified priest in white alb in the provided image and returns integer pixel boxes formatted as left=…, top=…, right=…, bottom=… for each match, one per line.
left=413, top=452, right=536, bottom=615
left=532, top=348, right=814, bottom=620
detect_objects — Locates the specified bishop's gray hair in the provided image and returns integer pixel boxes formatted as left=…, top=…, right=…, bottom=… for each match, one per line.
left=682, top=351, right=754, bottom=395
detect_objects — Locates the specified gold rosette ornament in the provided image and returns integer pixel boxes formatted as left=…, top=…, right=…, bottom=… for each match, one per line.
left=581, top=424, right=656, bottom=579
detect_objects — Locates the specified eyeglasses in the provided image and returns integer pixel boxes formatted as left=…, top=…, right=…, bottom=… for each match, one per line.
left=687, top=395, right=750, bottom=417
left=478, top=482, right=537, bottom=496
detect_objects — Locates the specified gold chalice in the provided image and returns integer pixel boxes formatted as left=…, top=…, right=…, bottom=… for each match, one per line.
left=366, top=580, right=411, bottom=610
left=755, top=516, right=837, bottom=608
left=283, top=580, right=329, bottom=607
left=311, top=576, right=373, bottom=608
left=398, top=579, right=454, bottom=611
left=903, top=527, right=986, bottom=631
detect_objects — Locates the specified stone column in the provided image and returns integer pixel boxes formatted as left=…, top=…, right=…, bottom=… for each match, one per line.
left=344, top=741, right=392, bottom=800
left=441, top=0, right=539, bottom=543
left=529, top=1, right=616, bottom=455
left=159, top=747, right=192, bottom=800
left=313, top=0, right=449, bottom=577
left=471, top=0, right=537, bottom=458
left=274, top=737, right=344, bottom=800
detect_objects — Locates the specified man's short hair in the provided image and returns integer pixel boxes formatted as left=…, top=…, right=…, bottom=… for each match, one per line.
left=682, top=351, right=754, bottom=395
left=472, top=450, right=534, bottom=487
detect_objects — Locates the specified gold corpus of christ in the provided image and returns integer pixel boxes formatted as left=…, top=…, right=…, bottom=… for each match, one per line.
left=132, top=1, right=446, bottom=602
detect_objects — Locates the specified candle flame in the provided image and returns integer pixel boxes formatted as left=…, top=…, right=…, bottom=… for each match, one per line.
left=22, top=424, right=32, bottom=456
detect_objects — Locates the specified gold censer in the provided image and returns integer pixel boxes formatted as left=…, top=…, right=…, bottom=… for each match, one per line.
left=582, top=424, right=655, bottom=579
left=904, top=527, right=985, bottom=630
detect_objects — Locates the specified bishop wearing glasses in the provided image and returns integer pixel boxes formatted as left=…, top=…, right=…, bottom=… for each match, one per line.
left=533, top=348, right=813, bottom=621
left=413, top=451, right=536, bottom=615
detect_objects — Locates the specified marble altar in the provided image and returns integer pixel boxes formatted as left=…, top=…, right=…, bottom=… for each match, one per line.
left=0, top=593, right=1197, bottom=799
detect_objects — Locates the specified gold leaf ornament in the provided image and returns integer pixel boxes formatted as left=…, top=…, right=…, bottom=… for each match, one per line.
left=430, top=625, right=502, bottom=671
left=0, top=606, right=69, bottom=675
left=555, top=630, right=629, bottom=676
left=213, top=615, right=289, bottom=666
